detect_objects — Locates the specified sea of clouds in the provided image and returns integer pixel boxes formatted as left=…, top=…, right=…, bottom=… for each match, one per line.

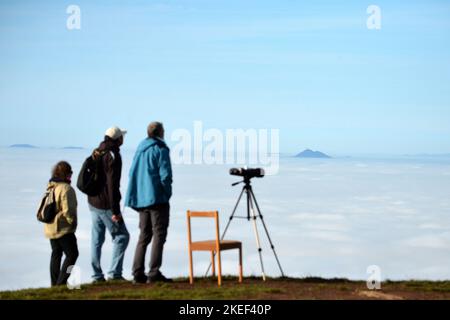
left=1, top=148, right=450, bottom=290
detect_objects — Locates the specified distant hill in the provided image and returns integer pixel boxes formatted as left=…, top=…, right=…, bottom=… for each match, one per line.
left=9, top=144, right=38, bottom=149
left=62, top=146, right=84, bottom=150
left=296, top=149, right=331, bottom=158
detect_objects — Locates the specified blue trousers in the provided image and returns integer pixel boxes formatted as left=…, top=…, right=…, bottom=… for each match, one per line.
left=90, top=205, right=130, bottom=280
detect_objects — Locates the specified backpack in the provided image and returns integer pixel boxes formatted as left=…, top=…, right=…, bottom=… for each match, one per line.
left=77, top=150, right=106, bottom=196
left=37, top=187, right=57, bottom=223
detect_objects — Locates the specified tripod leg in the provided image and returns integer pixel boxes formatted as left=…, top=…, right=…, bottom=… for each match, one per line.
left=248, top=194, right=267, bottom=281
left=205, top=187, right=245, bottom=277
left=249, top=188, right=286, bottom=278
left=221, top=187, right=245, bottom=240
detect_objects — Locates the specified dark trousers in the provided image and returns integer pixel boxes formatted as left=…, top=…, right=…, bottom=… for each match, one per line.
left=132, top=203, right=170, bottom=278
left=50, top=233, right=79, bottom=286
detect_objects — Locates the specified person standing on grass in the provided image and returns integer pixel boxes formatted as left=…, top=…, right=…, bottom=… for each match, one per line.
left=88, top=126, right=130, bottom=283
left=125, top=122, right=173, bottom=284
left=45, top=161, right=79, bottom=287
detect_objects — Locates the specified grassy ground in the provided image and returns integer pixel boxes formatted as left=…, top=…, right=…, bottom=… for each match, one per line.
left=1, top=277, right=450, bottom=300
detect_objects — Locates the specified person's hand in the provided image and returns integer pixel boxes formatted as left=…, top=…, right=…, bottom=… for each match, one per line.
left=112, top=214, right=123, bottom=223
left=92, top=149, right=102, bottom=160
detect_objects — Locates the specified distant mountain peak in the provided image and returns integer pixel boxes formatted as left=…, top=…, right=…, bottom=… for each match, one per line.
left=62, top=146, right=84, bottom=150
left=9, top=144, right=38, bottom=149
left=296, top=149, right=331, bottom=158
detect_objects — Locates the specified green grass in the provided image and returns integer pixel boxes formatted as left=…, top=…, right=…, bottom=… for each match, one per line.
left=402, top=280, right=450, bottom=293
left=1, top=277, right=450, bottom=300
left=0, top=278, right=283, bottom=300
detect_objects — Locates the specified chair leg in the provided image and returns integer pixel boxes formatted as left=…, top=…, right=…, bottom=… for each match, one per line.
left=189, top=250, right=194, bottom=285
left=211, top=251, right=216, bottom=277
left=239, top=247, right=243, bottom=283
left=217, top=250, right=222, bottom=287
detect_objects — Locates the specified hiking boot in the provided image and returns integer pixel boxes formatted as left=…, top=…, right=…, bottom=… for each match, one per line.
left=148, top=272, right=173, bottom=283
left=133, top=275, right=148, bottom=285
left=107, top=276, right=128, bottom=282
left=92, top=278, right=106, bottom=284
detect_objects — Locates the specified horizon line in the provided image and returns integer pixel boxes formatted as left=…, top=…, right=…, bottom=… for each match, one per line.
left=2, top=145, right=450, bottom=158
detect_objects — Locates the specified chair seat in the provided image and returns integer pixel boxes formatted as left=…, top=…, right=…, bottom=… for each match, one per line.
left=191, top=240, right=242, bottom=251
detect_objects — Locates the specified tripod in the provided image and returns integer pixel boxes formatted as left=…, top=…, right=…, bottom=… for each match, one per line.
left=206, top=177, right=285, bottom=280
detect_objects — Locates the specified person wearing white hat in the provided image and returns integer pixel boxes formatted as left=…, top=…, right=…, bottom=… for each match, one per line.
left=88, top=126, right=130, bottom=283
left=105, top=126, right=128, bottom=140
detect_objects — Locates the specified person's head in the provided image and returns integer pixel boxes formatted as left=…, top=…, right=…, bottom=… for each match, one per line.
left=147, top=122, right=164, bottom=139
left=51, top=161, right=73, bottom=183
left=105, top=126, right=127, bottom=147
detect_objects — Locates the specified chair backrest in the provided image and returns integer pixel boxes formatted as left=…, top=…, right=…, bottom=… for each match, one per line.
left=187, top=211, right=220, bottom=248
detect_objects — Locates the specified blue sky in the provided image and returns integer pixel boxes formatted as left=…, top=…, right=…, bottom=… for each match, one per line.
left=0, top=0, right=449, bottom=154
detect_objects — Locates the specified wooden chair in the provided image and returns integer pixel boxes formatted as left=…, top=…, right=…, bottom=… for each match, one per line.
left=187, top=210, right=243, bottom=287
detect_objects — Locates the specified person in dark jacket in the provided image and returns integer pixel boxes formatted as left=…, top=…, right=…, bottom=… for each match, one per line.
left=125, top=122, right=173, bottom=284
left=88, top=126, right=130, bottom=282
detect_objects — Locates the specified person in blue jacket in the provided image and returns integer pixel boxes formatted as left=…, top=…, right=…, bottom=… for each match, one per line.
left=125, top=122, right=173, bottom=284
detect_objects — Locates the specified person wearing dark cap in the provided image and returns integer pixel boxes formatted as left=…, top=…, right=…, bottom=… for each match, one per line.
left=89, top=126, right=130, bottom=283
